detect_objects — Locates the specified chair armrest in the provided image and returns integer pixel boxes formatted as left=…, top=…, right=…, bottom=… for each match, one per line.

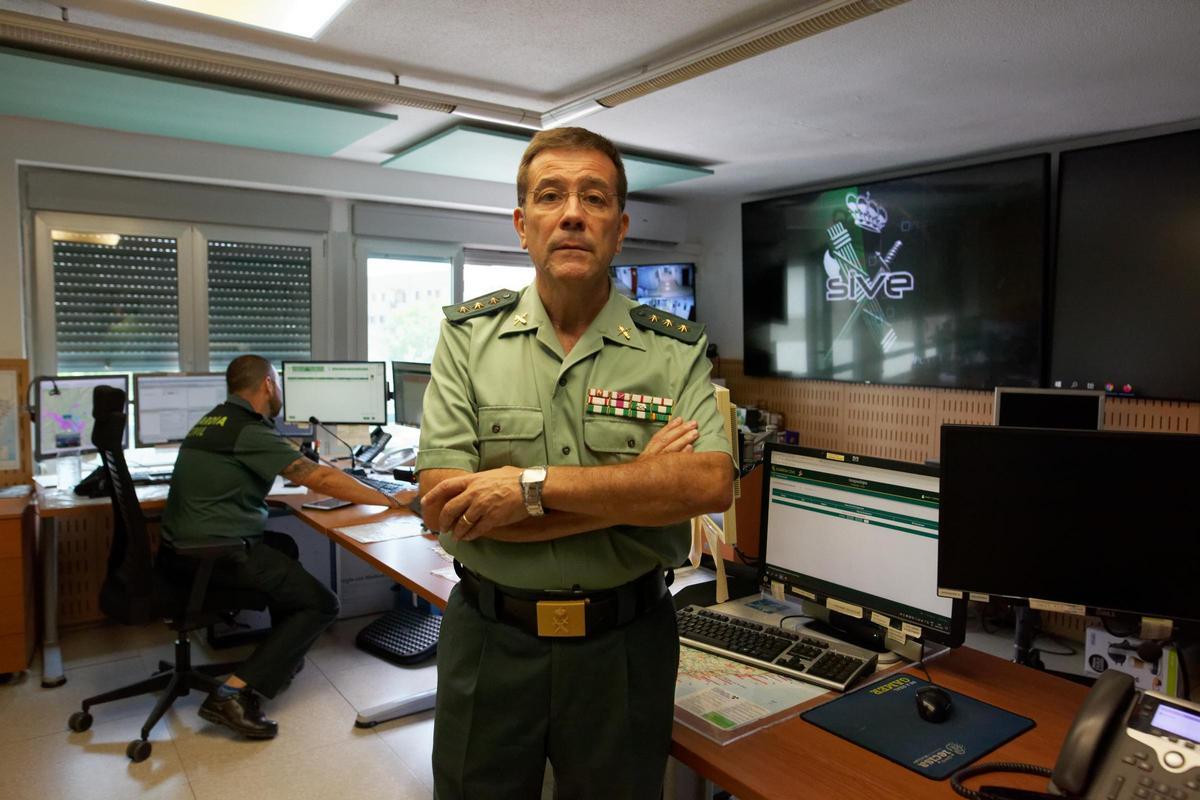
left=166, top=536, right=246, bottom=561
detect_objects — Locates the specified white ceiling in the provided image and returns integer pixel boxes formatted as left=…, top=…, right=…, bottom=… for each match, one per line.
left=5, top=0, right=1200, bottom=202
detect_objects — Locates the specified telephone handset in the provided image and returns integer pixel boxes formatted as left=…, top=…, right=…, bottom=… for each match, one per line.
left=953, top=670, right=1200, bottom=800
left=1048, top=669, right=1200, bottom=798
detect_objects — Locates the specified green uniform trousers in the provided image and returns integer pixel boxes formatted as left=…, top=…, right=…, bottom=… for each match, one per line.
left=206, top=532, right=339, bottom=699
left=432, top=586, right=679, bottom=800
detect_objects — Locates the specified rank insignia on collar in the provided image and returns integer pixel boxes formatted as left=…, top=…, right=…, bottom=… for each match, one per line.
left=513, top=313, right=528, bottom=326
left=617, top=325, right=631, bottom=340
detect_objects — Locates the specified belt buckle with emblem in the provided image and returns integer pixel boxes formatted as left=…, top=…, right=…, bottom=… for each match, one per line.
left=536, top=598, right=588, bottom=637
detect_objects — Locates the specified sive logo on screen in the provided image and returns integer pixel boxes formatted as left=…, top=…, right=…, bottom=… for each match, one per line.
left=824, top=193, right=915, bottom=303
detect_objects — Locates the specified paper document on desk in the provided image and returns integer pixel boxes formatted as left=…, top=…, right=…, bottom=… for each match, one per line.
left=333, top=515, right=425, bottom=543
left=270, top=477, right=309, bottom=495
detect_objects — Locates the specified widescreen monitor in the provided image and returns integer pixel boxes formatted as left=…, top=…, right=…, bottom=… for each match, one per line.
left=281, top=361, right=387, bottom=425
left=134, top=373, right=226, bottom=447
left=759, top=443, right=965, bottom=651
left=938, top=425, right=1200, bottom=625
left=34, top=374, right=129, bottom=460
left=612, top=263, right=696, bottom=320
left=993, top=386, right=1104, bottom=430
left=743, top=155, right=1049, bottom=390
left=1052, top=128, right=1200, bottom=401
left=392, top=362, right=431, bottom=427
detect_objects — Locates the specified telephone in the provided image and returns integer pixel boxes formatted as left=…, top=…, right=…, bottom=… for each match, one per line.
left=952, top=670, right=1200, bottom=799
left=353, top=428, right=392, bottom=464
left=1048, top=670, right=1199, bottom=798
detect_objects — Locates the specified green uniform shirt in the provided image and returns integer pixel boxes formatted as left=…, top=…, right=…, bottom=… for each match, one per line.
left=417, top=283, right=733, bottom=591
left=162, top=395, right=301, bottom=543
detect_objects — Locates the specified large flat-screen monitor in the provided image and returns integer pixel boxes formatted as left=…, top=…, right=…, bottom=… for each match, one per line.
left=759, top=443, right=965, bottom=651
left=34, top=374, right=129, bottom=460
left=1052, top=129, right=1200, bottom=401
left=938, top=425, right=1200, bottom=624
left=392, top=362, right=431, bottom=427
left=993, top=386, right=1104, bottom=430
left=612, top=263, right=696, bottom=320
left=743, top=155, right=1049, bottom=390
left=134, top=373, right=226, bottom=446
left=281, top=361, right=387, bottom=425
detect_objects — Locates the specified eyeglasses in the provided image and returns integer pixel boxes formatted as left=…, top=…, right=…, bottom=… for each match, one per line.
left=528, top=188, right=618, bottom=215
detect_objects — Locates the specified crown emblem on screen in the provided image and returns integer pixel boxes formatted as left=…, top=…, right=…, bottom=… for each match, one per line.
left=846, top=192, right=888, bottom=233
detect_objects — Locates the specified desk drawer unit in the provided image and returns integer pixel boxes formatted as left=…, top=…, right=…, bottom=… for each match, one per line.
left=0, top=499, right=35, bottom=674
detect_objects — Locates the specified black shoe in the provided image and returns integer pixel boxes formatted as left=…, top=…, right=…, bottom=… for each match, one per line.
left=199, top=689, right=278, bottom=739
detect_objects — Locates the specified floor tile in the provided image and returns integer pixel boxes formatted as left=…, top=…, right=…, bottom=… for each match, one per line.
left=188, top=735, right=429, bottom=800
left=375, top=709, right=435, bottom=791
left=0, top=713, right=192, bottom=800
left=321, top=652, right=438, bottom=713
left=305, top=613, right=383, bottom=676
left=60, top=621, right=170, bottom=670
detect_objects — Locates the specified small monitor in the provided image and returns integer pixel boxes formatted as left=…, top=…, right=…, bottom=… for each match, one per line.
left=760, top=443, right=964, bottom=650
left=993, top=386, right=1104, bottom=430
left=34, top=374, right=129, bottom=460
left=281, top=361, right=388, bottom=425
left=133, top=373, right=227, bottom=447
left=612, top=263, right=696, bottom=320
left=274, top=416, right=313, bottom=439
left=697, top=384, right=739, bottom=545
left=392, top=362, right=431, bottom=427
left=938, top=425, right=1200, bottom=625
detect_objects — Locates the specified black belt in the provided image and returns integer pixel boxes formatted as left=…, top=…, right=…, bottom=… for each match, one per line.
left=454, top=560, right=673, bottom=639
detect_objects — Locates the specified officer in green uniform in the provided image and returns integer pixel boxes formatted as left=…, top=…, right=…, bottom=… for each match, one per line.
left=418, top=128, right=735, bottom=799
left=163, top=354, right=412, bottom=740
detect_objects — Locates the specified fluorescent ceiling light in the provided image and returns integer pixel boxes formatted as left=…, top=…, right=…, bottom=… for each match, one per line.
left=140, top=0, right=354, bottom=39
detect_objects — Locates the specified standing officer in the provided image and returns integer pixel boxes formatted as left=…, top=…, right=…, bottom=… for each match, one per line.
left=418, top=127, right=734, bottom=799
left=163, top=354, right=412, bottom=739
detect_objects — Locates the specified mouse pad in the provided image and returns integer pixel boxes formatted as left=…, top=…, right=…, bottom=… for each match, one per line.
left=800, top=674, right=1035, bottom=780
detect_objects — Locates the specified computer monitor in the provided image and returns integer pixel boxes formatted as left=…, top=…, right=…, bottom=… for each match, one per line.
left=938, top=425, right=1200, bottom=625
left=133, top=373, right=227, bottom=447
left=993, top=386, right=1104, bottom=430
left=611, top=263, right=696, bottom=320
left=697, top=384, right=739, bottom=545
left=281, top=361, right=388, bottom=425
left=759, top=443, right=965, bottom=653
left=392, top=362, right=431, bottom=427
left=274, top=416, right=313, bottom=439
left=34, top=374, right=130, bottom=460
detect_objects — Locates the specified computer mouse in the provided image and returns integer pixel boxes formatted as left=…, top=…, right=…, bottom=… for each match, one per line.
left=915, top=686, right=953, bottom=723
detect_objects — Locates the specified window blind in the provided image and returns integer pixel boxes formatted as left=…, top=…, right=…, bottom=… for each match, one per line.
left=52, top=234, right=180, bottom=373
left=207, top=240, right=312, bottom=370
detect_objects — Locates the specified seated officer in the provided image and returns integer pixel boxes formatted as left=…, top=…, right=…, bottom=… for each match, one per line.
left=161, top=354, right=414, bottom=739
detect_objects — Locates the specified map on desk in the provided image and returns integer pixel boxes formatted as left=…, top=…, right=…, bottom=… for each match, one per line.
left=674, top=645, right=827, bottom=745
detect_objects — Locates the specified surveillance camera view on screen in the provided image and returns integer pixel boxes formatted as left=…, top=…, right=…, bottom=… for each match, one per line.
left=612, top=263, right=696, bottom=320
left=36, top=375, right=127, bottom=458
left=282, top=362, right=387, bottom=425
left=763, top=447, right=954, bottom=640
left=743, top=156, right=1047, bottom=389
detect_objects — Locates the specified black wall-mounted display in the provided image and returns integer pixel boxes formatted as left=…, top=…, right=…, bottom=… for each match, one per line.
left=742, top=155, right=1050, bottom=391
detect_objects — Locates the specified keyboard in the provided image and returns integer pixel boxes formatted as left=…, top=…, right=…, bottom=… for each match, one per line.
left=676, top=605, right=878, bottom=691
left=344, top=467, right=412, bottom=496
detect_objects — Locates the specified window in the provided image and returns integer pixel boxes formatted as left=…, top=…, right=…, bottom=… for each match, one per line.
left=33, top=212, right=325, bottom=376
left=365, top=256, right=451, bottom=364
left=462, top=248, right=535, bottom=300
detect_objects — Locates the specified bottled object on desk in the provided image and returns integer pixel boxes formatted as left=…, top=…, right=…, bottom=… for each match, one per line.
left=56, top=447, right=82, bottom=490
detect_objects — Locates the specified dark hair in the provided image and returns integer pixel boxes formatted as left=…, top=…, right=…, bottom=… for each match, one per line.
left=225, top=354, right=273, bottom=394
left=517, top=127, right=627, bottom=211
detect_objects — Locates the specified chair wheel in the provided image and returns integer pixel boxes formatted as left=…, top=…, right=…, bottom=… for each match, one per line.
left=68, top=711, right=93, bottom=732
left=126, top=739, right=151, bottom=762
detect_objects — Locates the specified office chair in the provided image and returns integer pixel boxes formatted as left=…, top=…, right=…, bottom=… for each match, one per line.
left=67, top=385, right=268, bottom=762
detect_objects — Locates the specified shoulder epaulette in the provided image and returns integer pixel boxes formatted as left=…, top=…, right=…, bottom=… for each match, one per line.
left=442, top=289, right=519, bottom=323
left=631, top=305, right=704, bottom=345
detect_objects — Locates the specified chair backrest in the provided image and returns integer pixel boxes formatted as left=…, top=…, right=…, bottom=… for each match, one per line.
left=93, top=385, right=158, bottom=625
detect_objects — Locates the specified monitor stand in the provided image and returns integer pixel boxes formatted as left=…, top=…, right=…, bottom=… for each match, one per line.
left=804, top=610, right=904, bottom=664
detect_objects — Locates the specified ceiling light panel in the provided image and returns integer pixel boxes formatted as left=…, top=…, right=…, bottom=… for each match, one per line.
left=140, top=0, right=354, bottom=39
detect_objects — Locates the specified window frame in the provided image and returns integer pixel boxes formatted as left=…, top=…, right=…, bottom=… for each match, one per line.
left=353, top=238, right=461, bottom=360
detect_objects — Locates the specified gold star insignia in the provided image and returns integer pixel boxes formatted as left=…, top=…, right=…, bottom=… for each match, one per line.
left=473, top=301, right=485, bottom=310
left=678, top=323, right=689, bottom=333
left=648, top=314, right=659, bottom=323
left=512, top=313, right=528, bottom=326
left=617, top=325, right=631, bottom=340
left=489, top=296, right=499, bottom=305
left=662, top=318, right=673, bottom=328
left=458, top=305, right=469, bottom=313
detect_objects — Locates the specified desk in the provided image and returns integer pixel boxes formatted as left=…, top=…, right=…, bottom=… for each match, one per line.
left=672, top=646, right=1088, bottom=800
left=0, top=493, right=35, bottom=676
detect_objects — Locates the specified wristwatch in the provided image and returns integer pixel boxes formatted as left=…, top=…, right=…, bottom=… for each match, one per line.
left=520, top=466, right=547, bottom=517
